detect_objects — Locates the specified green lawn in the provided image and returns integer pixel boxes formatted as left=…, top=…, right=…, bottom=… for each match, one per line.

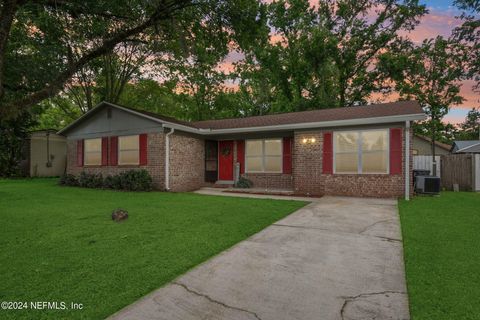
left=0, top=179, right=306, bottom=320
left=399, top=192, right=480, bottom=320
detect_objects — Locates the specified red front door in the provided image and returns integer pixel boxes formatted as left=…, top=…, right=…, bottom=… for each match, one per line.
left=218, top=140, right=234, bottom=180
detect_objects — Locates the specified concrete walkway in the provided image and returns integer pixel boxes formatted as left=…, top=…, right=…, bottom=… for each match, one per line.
left=109, top=196, right=409, bottom=320
left=194, top=187, right=320, bottom=202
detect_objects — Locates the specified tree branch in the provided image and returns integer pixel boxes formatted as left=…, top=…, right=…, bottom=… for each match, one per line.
left=1, top=0, right=193, bottom=115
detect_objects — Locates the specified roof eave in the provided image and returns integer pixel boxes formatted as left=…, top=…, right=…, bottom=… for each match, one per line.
left=58, top=101, right=426, bottom=136
left=193, top=113, right=426, bottom=135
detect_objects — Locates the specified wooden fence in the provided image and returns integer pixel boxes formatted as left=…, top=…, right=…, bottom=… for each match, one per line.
left=440, top=154, right=476, bottom=191
left=413, top=155, right=441, bottom=177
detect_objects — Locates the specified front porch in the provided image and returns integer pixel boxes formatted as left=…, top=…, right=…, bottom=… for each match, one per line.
left=204, top=137, right=294, bottom=190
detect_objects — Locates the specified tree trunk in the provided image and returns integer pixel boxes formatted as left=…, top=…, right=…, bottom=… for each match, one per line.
left=0, top=0, right=19, bottom=100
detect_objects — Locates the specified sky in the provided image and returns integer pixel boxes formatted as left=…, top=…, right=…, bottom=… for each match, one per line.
left=409, top=0, right=478, bottom=124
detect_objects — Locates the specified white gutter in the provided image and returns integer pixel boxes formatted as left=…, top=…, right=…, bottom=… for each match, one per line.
left=405, top=121, right=410, bottom=201
left=165, top=127, right=175, bottom=191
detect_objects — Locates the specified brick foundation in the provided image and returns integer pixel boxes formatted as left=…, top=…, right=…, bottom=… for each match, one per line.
left=241, top=173, right=293, bottom=190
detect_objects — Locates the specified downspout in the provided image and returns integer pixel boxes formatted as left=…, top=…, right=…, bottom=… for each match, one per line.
left=165, top=127, right=175, bottom=191
left=405, top=121, right=410, bottom=201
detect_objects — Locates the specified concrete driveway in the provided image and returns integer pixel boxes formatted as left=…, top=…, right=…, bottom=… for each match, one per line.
left=109, top=196, right=409, bottom=320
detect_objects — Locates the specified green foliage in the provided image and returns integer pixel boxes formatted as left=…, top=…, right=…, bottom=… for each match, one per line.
left=0, top=112, right=36, bottom=177
left=78, top=172, right=104, bottom=188
left=235, top=176, right=253, bottom=188
left=457, top=107, right=480, bottom=140
left=235, top=0, right=427, bottom=113
left=454, top=0, right=480, bottom=92
left=0, top=178, right=306, bottom=320
left=62, top=170, right=153, bottom=191
left=59, top=174, right=79, bottom=186
left=379, top=36, right=467, bottom=151
left=114, top=170, right=153, bottom=191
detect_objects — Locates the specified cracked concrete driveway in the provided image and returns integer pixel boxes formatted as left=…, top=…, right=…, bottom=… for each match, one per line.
left=108, top=196, right=409, bottom=320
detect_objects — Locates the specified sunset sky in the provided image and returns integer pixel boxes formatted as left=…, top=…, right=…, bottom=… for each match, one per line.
left=409, top=0, right=478, bottom=124
left=222, top=0, right=478, bottom=124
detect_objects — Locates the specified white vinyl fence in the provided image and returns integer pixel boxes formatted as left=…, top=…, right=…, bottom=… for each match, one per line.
left=413, top=155, right=441, bottom=177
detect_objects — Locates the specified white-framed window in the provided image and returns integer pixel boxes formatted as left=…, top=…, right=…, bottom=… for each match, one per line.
left=84, top=138, right=102, bottom=166
left=334, top=129, right=389, bottom=174
left=119, top=135, right=139, bottom=165
left=246, top=139, right=282, bottom=173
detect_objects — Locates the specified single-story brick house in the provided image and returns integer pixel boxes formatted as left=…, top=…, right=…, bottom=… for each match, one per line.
left=59, top=101, right=425, bottom=199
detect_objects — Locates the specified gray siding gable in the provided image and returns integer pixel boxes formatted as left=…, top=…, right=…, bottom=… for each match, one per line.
left=64, top=105, right=163, bottom=139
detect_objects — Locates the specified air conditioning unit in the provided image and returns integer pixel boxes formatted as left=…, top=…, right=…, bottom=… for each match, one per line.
left=415, top=176, right=440, bottom=194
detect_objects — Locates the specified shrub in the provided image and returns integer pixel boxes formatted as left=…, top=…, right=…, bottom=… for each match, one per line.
left=235, top=176, right=253, bottom=188
left=103, top=175, right=120, bottom=189
left=78, top=172, right=103, bottom=188
left=115, top=170, right=153, bottom=191
left=59, top=174, right=78, bottom=186
left=61, top=170, right=153, bottom=191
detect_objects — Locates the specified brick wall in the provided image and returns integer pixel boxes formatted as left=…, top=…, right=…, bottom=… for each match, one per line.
left=66, top=132, right=165, bottom=189
left=233, top=140, right=293, bottom=190
left=292, top=131, right=324, bottom=195
left=168, top=132, right=205, bottom=192
left=242, top=173, right=293, bottom=190
left=293, top=127, right=413, bottom=198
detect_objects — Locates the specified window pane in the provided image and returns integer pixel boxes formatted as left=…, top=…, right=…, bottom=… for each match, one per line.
left=362, top=151, right=388, bottom=173
left=362, top=130, right=387, bottom=151
left=265, top=139, right=282, bottom=156
left=119, top=135, right=139, bottom=150
left=335, top=153, right=358, bottom=173
left=335, top=132, right=358, bottom=152
left=246, top=157, right=262, bottom=172
left=265, top=156, right=281, bottom=172
left=85, top=152, right=101, bottom=165
left=84, top=138, right=101, bottom=152
left=246, top=140, right=262, bottom=156
left=119, top=150, right=139, bottom=165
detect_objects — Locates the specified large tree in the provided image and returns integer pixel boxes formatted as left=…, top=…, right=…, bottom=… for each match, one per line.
left=454, top=0, right=480, bottom=92
left=0, top=0, right=262, bottom=118
left=235, top=0, right=426, bottom=114
left=379, top=36, right=467, bottom=174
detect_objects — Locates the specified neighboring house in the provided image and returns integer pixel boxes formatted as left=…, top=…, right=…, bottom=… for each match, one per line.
left=451, top=140, right=480, bottom=154
left=19, top=129, right=67, bottom=177
left=59, top=101, right=425, bottom=198
left=412, top=134, right=451, bottom=155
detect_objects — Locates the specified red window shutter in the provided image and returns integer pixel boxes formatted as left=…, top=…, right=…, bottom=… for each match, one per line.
left=236, top=140, right=245, bottom=174
left=109, top=136, right=118, bottom=166
left=322, top=132, right=333, bottom=174
left=390, top=128, right=402, bottom=175
left=76, top=139, right=84, bottom=167
left=139, top=134, right=148, bottom=165
left=282, top=137, right=292, bottom=174
left=101, top=137, right=108, bottom=166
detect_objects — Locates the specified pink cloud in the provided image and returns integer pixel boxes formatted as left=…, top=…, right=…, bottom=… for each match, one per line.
left=401, top=9, right=463, bottom=43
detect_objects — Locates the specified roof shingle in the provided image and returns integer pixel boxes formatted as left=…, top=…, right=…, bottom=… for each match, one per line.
left=191, top=101, right=423, bottom=130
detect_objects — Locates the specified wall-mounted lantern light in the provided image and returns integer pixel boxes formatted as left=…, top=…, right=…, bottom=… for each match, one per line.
left=301, top=137, right=316, bottom=144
